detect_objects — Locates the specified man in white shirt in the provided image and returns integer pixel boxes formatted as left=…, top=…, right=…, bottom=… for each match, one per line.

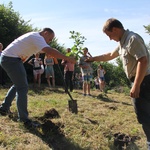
left=0, top=28, right=76, bottom=128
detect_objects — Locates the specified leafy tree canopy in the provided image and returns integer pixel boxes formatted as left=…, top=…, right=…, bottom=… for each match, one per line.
left=0, top=2, right=37, bottom=48
left=144, top=25, right=150, bottom=49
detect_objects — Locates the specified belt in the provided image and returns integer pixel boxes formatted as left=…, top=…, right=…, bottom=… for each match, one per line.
left=3, top=55, right=21, bottom=60
left=130, top=74, right=150, bottom=82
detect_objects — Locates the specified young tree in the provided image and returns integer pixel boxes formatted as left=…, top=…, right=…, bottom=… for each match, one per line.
left=69, top=31, right=87, bottom=60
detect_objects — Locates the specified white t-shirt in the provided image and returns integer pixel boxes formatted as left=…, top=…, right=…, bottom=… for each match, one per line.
left=98, top=69, right=105, bottom=77
left=2, top=32, right=50, bottom=61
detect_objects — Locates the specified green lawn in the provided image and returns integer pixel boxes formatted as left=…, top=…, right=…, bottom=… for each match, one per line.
left=0, top=85, right=147, bottom=150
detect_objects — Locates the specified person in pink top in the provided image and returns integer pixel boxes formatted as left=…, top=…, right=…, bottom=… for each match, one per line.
left=61, top=48, right=75, bottom=93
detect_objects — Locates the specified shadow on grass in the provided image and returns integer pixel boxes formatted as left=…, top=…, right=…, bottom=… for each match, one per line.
left=29, top=120, right=84, bottom=150
left=74, top=90, right=131, bottom=106
left=10, top=109, right=85, bottom=150
left=28, top=86, right=66, bottom=95
left=96, top=93, right=132, bottom=106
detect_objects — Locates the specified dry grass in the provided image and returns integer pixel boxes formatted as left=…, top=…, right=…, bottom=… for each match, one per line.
left=0, top=85, right=147, bottom=150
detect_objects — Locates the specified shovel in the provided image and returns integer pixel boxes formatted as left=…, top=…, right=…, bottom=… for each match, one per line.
left=55, top=59, right=78, bottom=114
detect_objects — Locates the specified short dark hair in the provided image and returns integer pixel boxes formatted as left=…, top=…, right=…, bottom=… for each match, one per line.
left=42, top=28, right=54, bottom=34
left=67, top=48, right=71, bottom=51
left=83, top=47, right=88, bottom=51
left=99, top=64, right=103, bottom=69
left=103, top=18, right=124, bottom=32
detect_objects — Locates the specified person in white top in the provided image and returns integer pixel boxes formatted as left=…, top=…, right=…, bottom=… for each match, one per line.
left=94, top=76, right=99, bottom=90
left=28, top=53, right=44, bottom=88
left=0, top=28, right=76, bottom=128
left=97, top=64, right=106, bottom=92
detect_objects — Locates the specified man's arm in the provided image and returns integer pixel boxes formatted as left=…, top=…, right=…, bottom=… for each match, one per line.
left=130, top=56, right=148, bottom=98
left=41, top=47, right=76, bottom=64
left=85, top=51, right=119, bottom=62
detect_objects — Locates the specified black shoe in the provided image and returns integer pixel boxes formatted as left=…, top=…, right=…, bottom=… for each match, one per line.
left=0, top=107, right=12, bottom=116
left=87, top=94, right=92, bottom=96
left=24, top=120, right=41, bottom=129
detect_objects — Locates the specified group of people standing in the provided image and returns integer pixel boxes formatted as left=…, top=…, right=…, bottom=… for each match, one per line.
left=28, top=53, right=56, bottom=88
left=27, top=48, right=75, bottom=90
left=27, top=46, right=106, bottom=95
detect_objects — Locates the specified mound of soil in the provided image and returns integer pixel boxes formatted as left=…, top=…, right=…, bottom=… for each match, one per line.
left=43, top=108, right=60, bottom=119
left=113, top=132, right=138, bottom=150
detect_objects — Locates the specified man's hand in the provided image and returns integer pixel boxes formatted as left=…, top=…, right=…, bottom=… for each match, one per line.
left=53, top=58, right=58, bottom=64
left=130, top=84, right=140, bottom=98
left=67, top=57, right=76, bottom=64
left=85, top=57, right=94, bottom=62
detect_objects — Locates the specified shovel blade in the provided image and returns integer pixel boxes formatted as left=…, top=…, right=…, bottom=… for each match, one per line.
left=68, top=100, right=78, bottom=114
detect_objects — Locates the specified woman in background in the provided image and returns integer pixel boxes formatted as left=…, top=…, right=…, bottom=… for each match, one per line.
left=44, top=54, right=56, bottom=88
left=28, top=53, right=44, bottom=88
left=97, top=64, right=106, bottom=92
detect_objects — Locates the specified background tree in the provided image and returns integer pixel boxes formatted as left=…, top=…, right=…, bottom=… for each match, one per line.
left=144, top=25, right=150, bottom=49
left=0, top=2, right=66, bottom=85
left=0, top=2, right=36, bottom=48
left=0, top=2, right=36, bottom=83
left=1, top=2, right=149, bottom=89
left=69, top=31, right=87, bottom=60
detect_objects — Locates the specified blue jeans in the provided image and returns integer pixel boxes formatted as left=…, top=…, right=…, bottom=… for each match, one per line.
left=83, top=74, right=92, bottom=83
left=0, top=56, right=29, bottom=122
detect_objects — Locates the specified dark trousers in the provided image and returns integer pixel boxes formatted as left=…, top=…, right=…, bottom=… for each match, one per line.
left=64, top=71, right=73, bottom=92
left=131, top=74, right=150, bottom=142
left=0, top=66, right=5, bottom=85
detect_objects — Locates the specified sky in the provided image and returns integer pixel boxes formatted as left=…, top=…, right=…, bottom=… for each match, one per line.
left=1, top=0, right=150, bottom=57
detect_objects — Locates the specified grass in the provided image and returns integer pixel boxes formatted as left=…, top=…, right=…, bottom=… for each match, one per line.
left=0, top=84, right=147, bottom=150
